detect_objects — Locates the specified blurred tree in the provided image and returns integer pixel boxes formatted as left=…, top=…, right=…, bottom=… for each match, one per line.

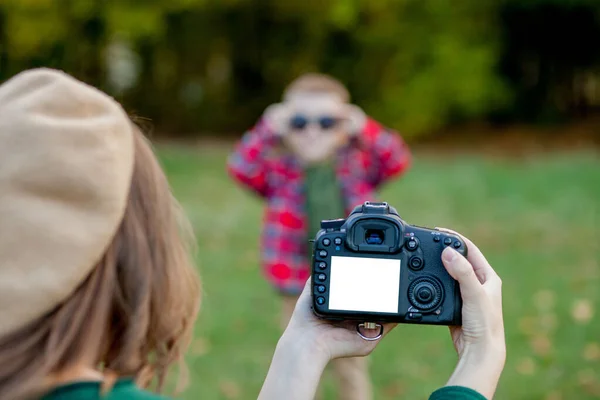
left=0, top=0, right=598, bottom=137
left=496, top=0, right=600, bottom=124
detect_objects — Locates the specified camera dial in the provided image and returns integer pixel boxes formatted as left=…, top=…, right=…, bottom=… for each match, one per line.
left=408, top=277, right=444, bottom=312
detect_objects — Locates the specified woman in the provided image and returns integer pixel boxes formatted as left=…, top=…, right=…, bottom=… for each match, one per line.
left=0, top=68, right=505, bottom=400
left=0, top=68, right=200, bottom=400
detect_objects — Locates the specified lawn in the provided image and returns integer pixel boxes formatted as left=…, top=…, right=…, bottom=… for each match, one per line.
left=157, top=144, right=599, bottom=400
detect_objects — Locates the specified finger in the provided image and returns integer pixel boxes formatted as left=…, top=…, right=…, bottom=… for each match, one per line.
left=442, top=246, right=484, bottom=301
left=436, top=227, right=498, bottom=283
left=343, top=104, right=366, bottom=134
left=380, top=323, right=397, bottom=338
left=294, top=277, right=312, bottom=310
left=264, top=103, right=289, bottom=135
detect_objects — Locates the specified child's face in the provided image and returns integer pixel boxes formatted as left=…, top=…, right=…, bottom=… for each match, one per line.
left=282, top=92, right=350, bottom=165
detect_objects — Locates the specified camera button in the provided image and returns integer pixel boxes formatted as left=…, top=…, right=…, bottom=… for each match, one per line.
left=318, top=250, right=328, bottom=258
left=317, top=273, right=327, bottom=282
left=316, top=296, right=326, bottom=305
left=317, top=285, right=326, bottom=293
left=406, top=238, right=419, bottom=251
left=322, top=238, right=331, bottom=246
left=417, top=287, right=433, bottom=302
left=443, top=237, right=452, bottom=245
left=453, top=241, right=462, bottom=249
left=334, top=237, right=342, bottom=245
left=409, top=256, right=424, bottom=270
left=407, top=312, right=422, bottom=321
left=316, top=261, right=327, bottom=270
left=408, top=277, right=444, bottom=312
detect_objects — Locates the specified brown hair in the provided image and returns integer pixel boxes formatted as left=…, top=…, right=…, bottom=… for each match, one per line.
left=283, top=73, right=350, bottom=102
left=0, top=125, right=201, bottom=399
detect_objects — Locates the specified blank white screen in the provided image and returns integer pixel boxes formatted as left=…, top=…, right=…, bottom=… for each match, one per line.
left=328, top=256, right=401, bottom=313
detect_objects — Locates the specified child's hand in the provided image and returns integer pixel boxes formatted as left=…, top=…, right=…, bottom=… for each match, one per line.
left=342, top=104, right=367, bottom=137
left=282, top=278, right=396, bottom=362
left=262, top=103, right=291, bottom=137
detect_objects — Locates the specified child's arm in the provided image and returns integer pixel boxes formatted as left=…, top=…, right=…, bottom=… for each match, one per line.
left=361, top=118, right=412, bottom=188
left=227, top=118, right=276, bottom=198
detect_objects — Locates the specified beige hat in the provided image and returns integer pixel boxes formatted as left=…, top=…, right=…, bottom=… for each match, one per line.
left=0, top=68, right=134, bottom=338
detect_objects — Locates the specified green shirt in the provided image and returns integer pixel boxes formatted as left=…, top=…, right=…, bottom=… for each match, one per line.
left=429, top=386, right=487, bottom=400
left=41, top=380, right=484, bottom=399
left=303, top=162, right=346, bottom=257
left=41, top=379, right=169, bottom=400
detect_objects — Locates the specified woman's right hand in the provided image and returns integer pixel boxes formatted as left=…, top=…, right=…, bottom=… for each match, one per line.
left=438, top=228, right=506, bottom=399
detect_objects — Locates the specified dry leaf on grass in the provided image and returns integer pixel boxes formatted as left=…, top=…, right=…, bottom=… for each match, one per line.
left=382, top=382, right=406, bottom=397
left=534, top=290, right=556, bottom=310
left=577, top=368, right=600, bottom=396
left=530, top=335, right=552, bottom=356
left=233, top=318, right=247, bottom=331
left=190, top=337, right=211, bottom=356
left=516, top=357, right=536, bottom=375
left=544, top=391, right=562, bottom=400
left=571, top=299, right=594, bottom=324
left=538, top=313, right=558, bottom=333
left=518, top=316, right=537, bottom=336
left=583, top=342, right=600, bottom=361
left=240, top=251, right=258, bottom=268
left=219, top=380, right=241, bottom=399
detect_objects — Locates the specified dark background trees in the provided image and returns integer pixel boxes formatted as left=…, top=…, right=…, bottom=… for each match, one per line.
left=1, top=0, right=599, bottom=138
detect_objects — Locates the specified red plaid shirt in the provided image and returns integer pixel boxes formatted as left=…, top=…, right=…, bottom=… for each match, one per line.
left=227, top=117, right=412, bottom=295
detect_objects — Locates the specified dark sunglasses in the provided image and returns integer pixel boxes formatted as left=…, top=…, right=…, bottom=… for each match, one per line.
left=289, top=114, right=341, bottom=130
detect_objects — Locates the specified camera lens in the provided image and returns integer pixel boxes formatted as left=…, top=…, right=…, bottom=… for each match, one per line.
left=408, top=277, right=444, bottom=312
left=365, top=229, right=385, bottom=245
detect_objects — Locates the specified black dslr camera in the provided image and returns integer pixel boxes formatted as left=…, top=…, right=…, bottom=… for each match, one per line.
left=311, top=201, right=467, bottom=326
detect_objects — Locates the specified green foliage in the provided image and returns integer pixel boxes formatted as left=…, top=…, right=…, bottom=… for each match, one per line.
left=0, top=0, right=598, bottom=136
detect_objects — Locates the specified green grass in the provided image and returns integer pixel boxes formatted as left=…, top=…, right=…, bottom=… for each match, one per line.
left=157, top=145, right=600, bottom=400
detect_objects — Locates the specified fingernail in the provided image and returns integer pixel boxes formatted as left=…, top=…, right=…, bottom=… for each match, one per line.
left=442, top=247, right=456, bottom=263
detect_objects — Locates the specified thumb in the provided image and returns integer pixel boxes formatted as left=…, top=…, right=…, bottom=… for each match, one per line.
left=442, top=247, right=483, bottom=301
left=295, top=277, right=313, bottom=309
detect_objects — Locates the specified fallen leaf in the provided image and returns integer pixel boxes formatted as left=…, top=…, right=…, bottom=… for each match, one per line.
left=219, top=380, right=241, bottom=399
left=583, top=342, right=600, bottom=361
left=518, top=316, right=537, bottom=335
left=233, top=318, right=247, bottom=332
left=544, top=391, right=562, bottom=400
left=516, top=357, right=536, bottom=375
left=577, top=369, right=596, bottom=386
left=530, top=335, right=552, bottom=356
left=382, top=382, right=406, bottom=397
left=240, top=251, right=258, bottom=269
left=419, top=364, right=432, bottom=379
left=534, top=290, right=556, bottom=310
left=538, top=313, right=558, bottom=333
left=190, top=337, right=211, bottom=356
left=571, top=299, right=594, bottom=324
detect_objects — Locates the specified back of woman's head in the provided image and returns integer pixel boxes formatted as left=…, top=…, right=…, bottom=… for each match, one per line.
left=0, top=68, right=200, bottom=399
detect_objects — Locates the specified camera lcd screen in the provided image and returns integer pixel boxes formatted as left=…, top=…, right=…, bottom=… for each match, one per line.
left=328, top=256, right=401, bottom=313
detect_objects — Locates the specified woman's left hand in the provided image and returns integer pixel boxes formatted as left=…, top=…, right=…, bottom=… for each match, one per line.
left=259, top=278, right=396, bottom=400
left=282, top=278, right=397, bottom=362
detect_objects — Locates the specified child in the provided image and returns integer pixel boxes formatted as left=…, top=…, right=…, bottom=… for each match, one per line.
left=227, top=73, right=412, bottom=400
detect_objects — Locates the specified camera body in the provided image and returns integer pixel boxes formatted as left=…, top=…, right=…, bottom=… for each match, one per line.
left=311, top=201, right=466, bottom=326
